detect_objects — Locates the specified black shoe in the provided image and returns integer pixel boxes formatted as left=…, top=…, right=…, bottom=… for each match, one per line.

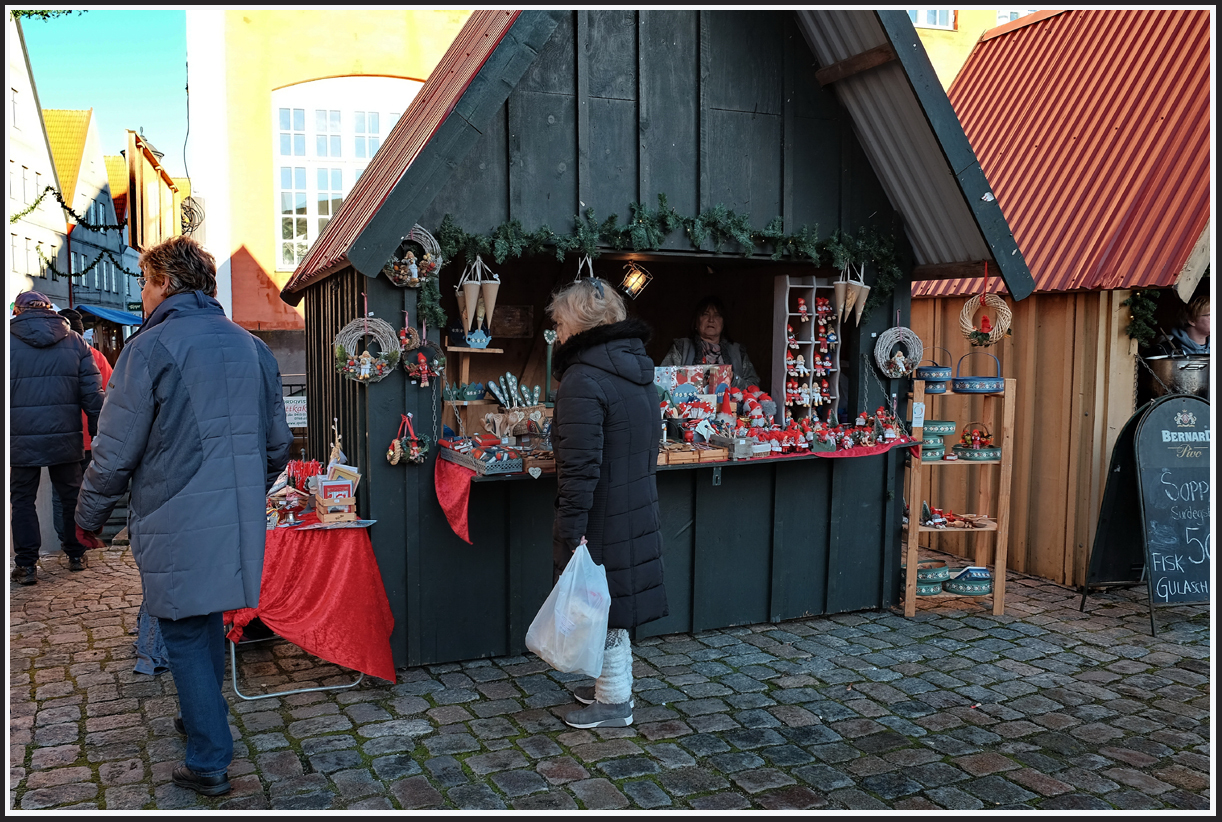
left=68, top=555, right=87, bottom=572
left=174, top=716, right=186, bottom=735
left=172, top=764, right=231, bottom=796
left=11, top=566, right=37, bottom=585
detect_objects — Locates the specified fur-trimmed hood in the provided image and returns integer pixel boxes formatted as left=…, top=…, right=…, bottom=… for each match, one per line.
left=552, top=317, right=654, bottom=385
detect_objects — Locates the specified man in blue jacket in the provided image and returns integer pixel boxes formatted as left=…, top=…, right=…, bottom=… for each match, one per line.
left=77, top=236, right=294, bottom=796
left=9, top=290, right=104, bottom=584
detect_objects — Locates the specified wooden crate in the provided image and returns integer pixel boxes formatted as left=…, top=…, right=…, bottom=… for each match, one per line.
left=315, top=494, right=357, bottom=523
left=523, top=452, right=556, bottom=474
left=695, top=445, right=729, bottom=462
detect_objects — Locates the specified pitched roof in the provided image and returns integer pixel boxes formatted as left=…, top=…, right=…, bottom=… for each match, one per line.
left=281, top=9, right=526, bottom=300
left=914, top=9, right=1211, bottom=297
left=42, top=108, right=92, bottom=205
left=104, top=155, right=127, bottom=222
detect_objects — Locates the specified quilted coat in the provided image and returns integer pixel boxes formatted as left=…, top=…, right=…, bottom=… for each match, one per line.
left=551, top=317, right=667, bottom=629
left=9, top=308, right=104, bottom=467
left=76, top=291, right=294, bottom=620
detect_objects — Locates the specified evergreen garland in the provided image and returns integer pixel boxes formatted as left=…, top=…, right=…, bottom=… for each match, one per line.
left=37, top=245, right=139, bottom=282
left=1120, top=289, right=1161, bottom=348
left=431, top=195, right=907, bottom=315
left=417, top=272, right=447, bottom=330
left=11, top=185, right=127, bottom=234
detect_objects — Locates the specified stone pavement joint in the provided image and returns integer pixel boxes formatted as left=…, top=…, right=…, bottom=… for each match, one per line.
left=8, top=546, right=1211, bottom=810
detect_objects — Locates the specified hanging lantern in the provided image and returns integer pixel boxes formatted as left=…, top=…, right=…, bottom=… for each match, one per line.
left=619, top=261, right=653, bottom=300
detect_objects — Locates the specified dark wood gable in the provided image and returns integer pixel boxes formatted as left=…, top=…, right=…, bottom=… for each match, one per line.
left=416, top=10, right=896, bottom=252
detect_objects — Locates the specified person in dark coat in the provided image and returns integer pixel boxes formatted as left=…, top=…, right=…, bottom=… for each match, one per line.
left=9, top=290, right=104, bottom=584
left=76, top=236, right=293, bottom=796
left=659, top=294, right=761, bottom=389
left=547, top=277, right=667, bottom=729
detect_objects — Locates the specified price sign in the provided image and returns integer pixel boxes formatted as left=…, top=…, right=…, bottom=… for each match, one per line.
left=284, top=396, right=307, bottom=428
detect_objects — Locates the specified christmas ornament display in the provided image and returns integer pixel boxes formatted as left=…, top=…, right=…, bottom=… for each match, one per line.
left=387, top=413, right=430, bottom=465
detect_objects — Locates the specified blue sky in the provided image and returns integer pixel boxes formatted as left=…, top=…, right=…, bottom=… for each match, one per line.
left=21, top=9, right=189, bottom=177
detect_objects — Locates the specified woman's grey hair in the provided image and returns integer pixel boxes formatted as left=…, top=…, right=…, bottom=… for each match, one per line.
left=547, top=278, right=627, bottom=336
left=139, top=235, right=217, bottom=297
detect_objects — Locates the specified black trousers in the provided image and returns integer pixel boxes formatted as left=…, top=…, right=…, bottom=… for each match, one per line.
left=10, top=462, right=87, bottom=568
left=52, top=452, right=92, bottom=542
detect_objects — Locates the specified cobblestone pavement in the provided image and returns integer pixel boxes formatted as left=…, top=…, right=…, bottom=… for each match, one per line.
left=9, top=545, right=1211, bottom=812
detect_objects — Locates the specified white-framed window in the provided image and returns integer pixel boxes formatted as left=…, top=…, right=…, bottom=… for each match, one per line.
left=355, top=111, right=380, bottom=160
left=25, top=237, right=34, bottom=277
left=316, top=109, right=342, bottom=158
left=34, top=171, right=42, bottom=204
left=317, top=168, right=343, bottom=236
left=11, top=87, right=18, bottom=130
left=22, top=166, right=30, bottom=205
left=279, top=107, right=306, bottom=157
left=271, top=77, right=424, bottom=271
left=997, top=9, right=1039, bottom=25
left=280, top=166, right=309, bottom=268
left=909, top=9, right=955, bottom=30
left=11, top=234, right=20, bottom=273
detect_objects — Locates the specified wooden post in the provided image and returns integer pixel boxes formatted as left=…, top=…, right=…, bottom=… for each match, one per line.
left=993, top=378, right=1017, bottom=615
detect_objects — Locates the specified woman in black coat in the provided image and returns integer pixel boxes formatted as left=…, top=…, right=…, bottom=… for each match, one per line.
left=548, top=277, right=666, bottom=729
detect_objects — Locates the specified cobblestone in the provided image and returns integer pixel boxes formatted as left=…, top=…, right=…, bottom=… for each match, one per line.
left=7, top=546, right=1209, bottom=811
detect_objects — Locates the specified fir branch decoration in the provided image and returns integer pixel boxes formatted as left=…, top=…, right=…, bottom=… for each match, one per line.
left=37, top=245, right=139, bottom=281
left=417, top=272, right=447, bottom=330
left=1120, top=289, right=1161, bottom=348
left=10, top=185, right=126, bottom=233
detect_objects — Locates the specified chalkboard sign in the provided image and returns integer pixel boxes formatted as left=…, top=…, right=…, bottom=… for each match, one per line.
left=1136, top=394, right=1211, bottom=611
left=1082, top=394, right=1210, bottom=634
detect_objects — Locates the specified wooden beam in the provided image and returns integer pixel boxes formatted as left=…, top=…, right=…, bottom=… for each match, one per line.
left=912, top=260, right=993, bottom=281
left=815, top=42, right=897, bottom=87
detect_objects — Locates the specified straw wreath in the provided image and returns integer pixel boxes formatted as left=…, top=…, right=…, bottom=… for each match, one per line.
left=874, top=326, right=923, bottom=378
left=959, top=293, right=1012, bottom=347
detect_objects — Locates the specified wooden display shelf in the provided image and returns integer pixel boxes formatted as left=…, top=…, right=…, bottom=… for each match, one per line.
left=447, top=399, right=498, bottom=407
left=902, top=378, right=1015, bottom=617
left=445, top=344, right=504, bottom=354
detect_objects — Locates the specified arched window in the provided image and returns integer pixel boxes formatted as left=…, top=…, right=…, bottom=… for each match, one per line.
left=271, top=77, right=423, bottom=270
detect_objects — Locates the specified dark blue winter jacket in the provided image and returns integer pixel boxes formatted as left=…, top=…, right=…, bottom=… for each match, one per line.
left=76, top=291, right=294, bottom=620
left=9, top=307, right=104, bottom=467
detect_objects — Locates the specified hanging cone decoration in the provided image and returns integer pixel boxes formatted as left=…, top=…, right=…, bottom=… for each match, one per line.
left=455, top=289, right=468, bottom=333
left=853, top=283, right=871, bottom=326
left=461, top=280, right=481, bottom=334
left=842, top=281, right=861, bottom=322
left=833, top=279, right=849, bottom=324
left=481, top=277, right=501, bottom=333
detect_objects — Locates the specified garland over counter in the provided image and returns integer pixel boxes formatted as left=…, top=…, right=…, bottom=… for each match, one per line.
left=430, top=195, right=905, bottom=318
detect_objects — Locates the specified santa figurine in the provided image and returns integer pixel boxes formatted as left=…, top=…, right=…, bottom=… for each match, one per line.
left=786, top=350, right=797, bottom=375
left=797, top=297, right=810, bottom=322
left=787, top=325, right=799, bottom=349
left=716, top=388, right=737, bottom=426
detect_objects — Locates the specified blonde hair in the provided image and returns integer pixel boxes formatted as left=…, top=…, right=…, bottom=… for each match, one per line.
left=547, top=278, right=627, bottom=336
left=1179, top=295, right=1210, bottom=327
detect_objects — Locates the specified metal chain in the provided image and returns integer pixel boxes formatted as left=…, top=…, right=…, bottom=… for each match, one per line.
left=1135, top=354, right=1173, bottom=396
left=862, top=352, right=913, bottom=440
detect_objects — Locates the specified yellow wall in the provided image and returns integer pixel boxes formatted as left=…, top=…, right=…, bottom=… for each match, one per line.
left=917, top=9, right=1002, bottom=89
left=223, top=9, right=472, bottom=330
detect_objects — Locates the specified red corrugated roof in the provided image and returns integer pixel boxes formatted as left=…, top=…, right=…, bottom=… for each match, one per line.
left=914, top=9, right=1210, bottom=297
left=284, top=9, right=520, bottom=295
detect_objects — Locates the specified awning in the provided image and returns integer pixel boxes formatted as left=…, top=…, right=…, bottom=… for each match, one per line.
left=76, top=303, right=143, bottom=326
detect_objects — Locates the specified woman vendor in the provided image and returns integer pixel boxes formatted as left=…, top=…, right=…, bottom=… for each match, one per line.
left=659, top=295, right=761, bottom=389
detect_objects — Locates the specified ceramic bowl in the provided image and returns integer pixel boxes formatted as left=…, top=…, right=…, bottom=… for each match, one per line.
left=943, top=573, right=993, bottom=596
left=920, top=420, right=957, bottom=436
left=952, top=444, right=1002, bottom=461
left=920, top=445, right=945, bottom=460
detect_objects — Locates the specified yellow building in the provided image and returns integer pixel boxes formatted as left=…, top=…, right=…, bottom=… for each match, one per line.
left=909, top=8, right=1042, bottom=87
left=185, top=9, right=471, bottom=371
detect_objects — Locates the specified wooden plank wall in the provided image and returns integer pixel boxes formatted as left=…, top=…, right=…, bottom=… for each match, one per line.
left=909, top=290, right=1136, bottom=586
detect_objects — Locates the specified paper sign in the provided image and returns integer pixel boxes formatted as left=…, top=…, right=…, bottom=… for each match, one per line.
left=284, top=396, right=307, bottom=427
left=911, top=402, right=926, bottom=428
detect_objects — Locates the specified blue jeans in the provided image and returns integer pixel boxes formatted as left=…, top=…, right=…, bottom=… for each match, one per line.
left=158, top=612, right=233, bottom=776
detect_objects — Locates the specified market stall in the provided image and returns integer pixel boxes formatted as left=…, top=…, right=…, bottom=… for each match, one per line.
left=279, top=10, right=1032, bottom=667
left=75, top=303, right=143, bottom=367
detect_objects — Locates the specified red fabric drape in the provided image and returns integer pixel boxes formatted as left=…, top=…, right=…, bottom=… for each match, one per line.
left=225, top=520, right=396, bottom=682
left=809, top=439, right=920, bottom=459
left=434, top=456, right=475, bottom=543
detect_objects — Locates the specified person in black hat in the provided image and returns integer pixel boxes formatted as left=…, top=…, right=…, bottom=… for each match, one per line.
left=9, top=291, right=105, bottom=584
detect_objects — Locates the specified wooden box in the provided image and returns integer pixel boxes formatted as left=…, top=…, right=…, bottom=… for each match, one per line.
left=314, top=494, right=357, bottom=523
left=695, top=444, right=729, bottom=462
left=523, top=451, right=556, bottom=474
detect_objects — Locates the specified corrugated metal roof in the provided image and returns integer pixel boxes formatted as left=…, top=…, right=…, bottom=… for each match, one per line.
left=42, top=108, right=91, bottom=206
left=283, top=9, right=521, bottom=296
left=914, top=9, right=1211, bottom=297
left=794, top=10, right=1033, bottom=299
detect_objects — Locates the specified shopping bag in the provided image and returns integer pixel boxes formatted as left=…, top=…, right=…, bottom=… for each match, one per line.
left=525, top=540, right=610, bottom=678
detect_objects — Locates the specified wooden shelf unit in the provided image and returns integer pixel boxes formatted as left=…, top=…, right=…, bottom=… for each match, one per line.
left=772, top=274, right=842, bottom=425
left=444, top=344, right=505, bottom=436
left=903, top=377, right=1016, bottom=616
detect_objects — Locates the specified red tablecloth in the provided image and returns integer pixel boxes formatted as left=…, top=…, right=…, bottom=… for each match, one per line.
left=225, top=520, right=396, bottom=682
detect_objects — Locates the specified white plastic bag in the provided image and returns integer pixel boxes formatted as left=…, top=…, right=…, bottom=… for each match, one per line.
left=525, top=540, right=610, bottom=678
